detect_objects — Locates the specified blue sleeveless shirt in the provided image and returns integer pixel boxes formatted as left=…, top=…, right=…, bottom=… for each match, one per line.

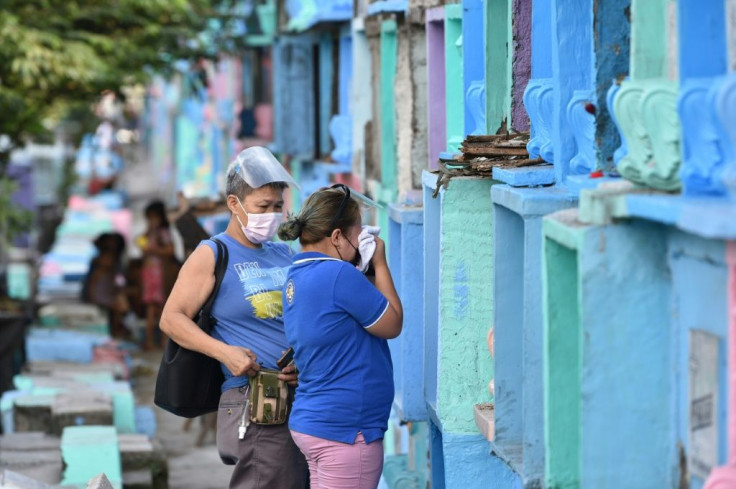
left=200, top=233, right=293, bottom=391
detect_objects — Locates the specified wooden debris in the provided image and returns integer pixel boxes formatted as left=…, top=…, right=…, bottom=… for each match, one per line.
left=461, top=146, right=529, bottom=157
left=432, top=132, right=551, bottom=197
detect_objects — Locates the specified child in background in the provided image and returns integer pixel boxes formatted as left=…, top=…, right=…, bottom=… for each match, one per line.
left=138, top=200, right=175, bottom=350
left=82, top=232, right=129, bottom=338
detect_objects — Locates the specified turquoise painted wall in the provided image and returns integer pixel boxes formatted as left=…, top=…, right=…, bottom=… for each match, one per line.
left=379, top=19, right=399, bottom=244
left=630, top=0, right=668, bottom=80
left=424, top=173, right=495, bottom=433
left=445, top=4, right=464, bottom=153
left=543, top=220, right=581, bottom=489
left=485, top=0, right=510, bottom=134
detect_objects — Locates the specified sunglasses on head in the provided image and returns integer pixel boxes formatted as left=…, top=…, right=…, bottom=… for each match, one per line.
left=326, top=183, right=351, bottom=235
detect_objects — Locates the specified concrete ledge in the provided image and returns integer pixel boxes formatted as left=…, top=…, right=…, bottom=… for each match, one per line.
left=388, top=204, right=423, bottom=224
left=488, top=439, right=524, bottom=481
left=427, top=402, right=443, bottom=433
left=492, top=166, right=555, bottom=187
left=624, top=193, right=682, bottom=225
left=422, top=170, right=439, bottom=191
left=367, top=0, right=408, bottom=16
left=473, top=403, right=495, bottom=442
left=565, top=174, right=621, bottom=194
left=543, top=209, right=587, bottom=250
left=492, top=185, right=578, bottom=217
left=578, top=179, right=736, bottom=239
left=426, top=6, right=445, bottom=22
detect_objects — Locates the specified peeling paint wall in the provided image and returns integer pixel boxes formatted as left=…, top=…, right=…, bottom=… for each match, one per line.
left=511, top=0, right=531, bottom=132
left=366, top=21, right=383, bottom=182
left=395, top=19, right=429, bottom=198
left=593, top=0, right=631, bottom=172
left=351, top=24, right=373, bottom=180
left=410, top=0, right=446, bottom=8
left=409, top=24, right=429, bottom=190
left=396, top=21, right=414, bottom=199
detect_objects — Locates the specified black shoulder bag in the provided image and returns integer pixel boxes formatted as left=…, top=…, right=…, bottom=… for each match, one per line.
left=154, top=238, right=228, bottom=418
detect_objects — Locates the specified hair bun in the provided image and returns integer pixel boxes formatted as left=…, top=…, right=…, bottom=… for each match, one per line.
left=277, top=216, right=303, bottom=242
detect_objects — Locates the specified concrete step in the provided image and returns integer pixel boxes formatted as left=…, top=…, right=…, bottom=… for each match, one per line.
left=52, top=393, right=114, bottom=436
left=0, top=433, right=63, bottom=485
left=61, top=426, right=122, bottom=489
left=0, top=469, right=58, bottom=489
left=118, top=434, right=167, bottom=489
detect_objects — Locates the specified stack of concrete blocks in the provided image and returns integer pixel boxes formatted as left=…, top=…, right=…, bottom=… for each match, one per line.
left=37, top=303, right=109, bottom=336
left=8, top=374, right=135, bottom=437
left=0, top=430, right=167, bottom=489
left=0, top=316, right=164, bottom=487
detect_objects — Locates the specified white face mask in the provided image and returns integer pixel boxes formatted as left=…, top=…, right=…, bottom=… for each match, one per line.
left=236, top=199, right=283, bottom=244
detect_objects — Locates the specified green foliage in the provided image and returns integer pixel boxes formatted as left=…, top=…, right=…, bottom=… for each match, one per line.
left=0, top=177, right=33, bottom=251
left=0, top=0, right=248, bottom=173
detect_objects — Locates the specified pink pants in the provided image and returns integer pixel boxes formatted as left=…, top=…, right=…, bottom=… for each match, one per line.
left=290, top=431, right=383, bottom=489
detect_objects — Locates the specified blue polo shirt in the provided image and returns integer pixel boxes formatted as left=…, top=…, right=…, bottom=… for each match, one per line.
left=283, top=252, right=393, bottom=444
left=200, top=233, right=293, bottom=391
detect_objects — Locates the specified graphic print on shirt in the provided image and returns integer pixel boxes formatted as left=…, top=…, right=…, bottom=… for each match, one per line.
left=233, top=261, right=289, bottom=320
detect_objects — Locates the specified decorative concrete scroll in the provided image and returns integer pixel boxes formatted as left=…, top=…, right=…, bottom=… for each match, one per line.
left=714, top=74, right=736, bottom=196
left=466, top=81, right=487, bottom=137
left=523, top=78, right=554, bottom=163
left=613, top=79, right=681, bottom=191
left=329, top=114, right=353, bottom=166
left=678, top=78, right=727, bottom=196
left=566, top=89, right=597, bottom=174
left=606, top=81, right=628, bottom=167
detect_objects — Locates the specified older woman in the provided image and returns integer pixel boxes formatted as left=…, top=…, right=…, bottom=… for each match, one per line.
left=160, top=147, right=307, bottom=489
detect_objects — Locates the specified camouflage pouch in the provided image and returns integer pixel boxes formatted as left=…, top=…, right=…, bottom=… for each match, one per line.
left=247, top=368, right=289, bottom=425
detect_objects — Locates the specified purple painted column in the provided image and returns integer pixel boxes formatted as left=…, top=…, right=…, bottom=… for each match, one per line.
left=511, top=0, right=532, bottom=132
left=426, top=7, right=446, bottom=171
left=704, top=242, right=736, bottom=488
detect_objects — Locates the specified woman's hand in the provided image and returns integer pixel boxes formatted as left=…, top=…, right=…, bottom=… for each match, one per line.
left=221, top=346, right=260, bottom=377
left=371, top=237, right=387, bottom=267
left=278, top=363, right=299, bottom=387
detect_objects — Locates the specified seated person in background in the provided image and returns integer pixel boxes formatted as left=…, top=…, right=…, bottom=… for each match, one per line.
left=82, top=232, right=129, bottom=338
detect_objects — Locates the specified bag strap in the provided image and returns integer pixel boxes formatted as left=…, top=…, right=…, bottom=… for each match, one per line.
left=199, top=238, right=229, bottom=332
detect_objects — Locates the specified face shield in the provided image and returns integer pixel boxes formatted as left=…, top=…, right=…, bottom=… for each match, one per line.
left=229, top=146, right=300, bottom=190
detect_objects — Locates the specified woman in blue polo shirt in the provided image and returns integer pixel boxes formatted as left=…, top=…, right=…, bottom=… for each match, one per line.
left=278, top=185, right=403, bottom=489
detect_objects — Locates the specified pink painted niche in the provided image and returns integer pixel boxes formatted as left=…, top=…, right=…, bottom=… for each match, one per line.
left=426, top=7, right=446, bottom=172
